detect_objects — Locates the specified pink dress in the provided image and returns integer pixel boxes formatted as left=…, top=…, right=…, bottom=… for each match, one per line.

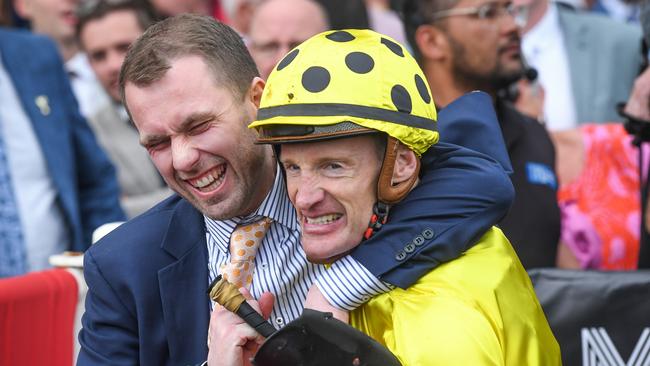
left=558, top=124, right=647, bottom=270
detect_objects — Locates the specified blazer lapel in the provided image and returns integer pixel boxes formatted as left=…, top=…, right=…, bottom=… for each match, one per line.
left=0, top=32, right=69, bottom=154
left=158, top=199, right=210, bottom=364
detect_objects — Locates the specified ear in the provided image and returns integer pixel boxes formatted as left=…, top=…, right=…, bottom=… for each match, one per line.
left=249, top=76, right=265, bottom=108
left=414, top=24, right=449, bottom=62
left=392, top=143, right=419, bottom=186
left=14, top=0, right=32, bottom=19
left=376, top=137, right=420, bottom=204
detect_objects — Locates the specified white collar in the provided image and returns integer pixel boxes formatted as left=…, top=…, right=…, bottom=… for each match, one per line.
left=523, top=2, right=562, bottom=58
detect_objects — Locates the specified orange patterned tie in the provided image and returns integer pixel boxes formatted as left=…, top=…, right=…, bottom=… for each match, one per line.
left=220, top=217, right=272, bottom=289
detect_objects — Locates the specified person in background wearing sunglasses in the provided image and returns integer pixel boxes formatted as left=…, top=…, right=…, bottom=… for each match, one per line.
left=403, top=0, right=561, bottom=269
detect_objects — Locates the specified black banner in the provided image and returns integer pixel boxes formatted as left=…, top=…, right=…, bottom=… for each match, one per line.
left=529, top=269, right=650, bottom=366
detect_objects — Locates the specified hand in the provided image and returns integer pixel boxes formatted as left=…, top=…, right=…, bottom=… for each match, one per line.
left=514, top=78, right=545, bottom=123
left=624, top=66, right=650, bottom=121
left=207, top=289, right=274, bottom=366
left=304, top=284, right=349, bottom=323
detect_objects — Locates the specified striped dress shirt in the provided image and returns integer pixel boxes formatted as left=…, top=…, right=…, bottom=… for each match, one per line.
left=206, top=169, right=391, bottom=327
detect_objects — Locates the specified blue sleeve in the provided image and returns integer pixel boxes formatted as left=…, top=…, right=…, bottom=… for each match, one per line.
left=350, top=92, right=514, bottom=288
left=436, top=91, right=512, bottom=173
left=77, top=250, right=139, bottom=365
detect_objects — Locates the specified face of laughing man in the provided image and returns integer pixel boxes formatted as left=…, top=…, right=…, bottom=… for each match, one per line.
left=125, top=55, right=276, bottom=219
left=281, top=135, right=383, bottom=264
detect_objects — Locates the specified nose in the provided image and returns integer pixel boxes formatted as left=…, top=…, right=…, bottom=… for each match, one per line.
left=292, top=176, right=325, bottom=212
left=170, top=135, right=200, bottom=172
left=498, top=15, right=520, bottom=41
left=501, top=5, right=521, bottom=32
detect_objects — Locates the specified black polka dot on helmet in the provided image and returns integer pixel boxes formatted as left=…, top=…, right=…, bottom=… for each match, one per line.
left=276, top=49, right=299, bottom=71
left=381, top=37, right=404, bottom=57
left=326, top=30, right=355, bottom=42
left=301, top=66, right=330, bottom=93
left=415, top=74, right=432, bottom=104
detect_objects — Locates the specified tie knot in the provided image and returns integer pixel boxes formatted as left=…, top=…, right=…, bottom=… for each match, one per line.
left=233, top=217, right=272, bottom=243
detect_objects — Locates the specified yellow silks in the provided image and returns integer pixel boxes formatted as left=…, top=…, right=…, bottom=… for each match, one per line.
left=349, top=227, right=562, bottom=366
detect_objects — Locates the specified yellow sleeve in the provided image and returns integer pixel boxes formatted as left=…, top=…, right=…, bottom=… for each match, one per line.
left=387, top=297, right=504, bottom=366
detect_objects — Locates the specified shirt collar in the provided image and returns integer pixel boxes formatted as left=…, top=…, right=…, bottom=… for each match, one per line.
left=204, top=165, right=298, bottom=253
left=522, top=2, right=561, bottom=57
left=65, top=52, right=93, bottom=80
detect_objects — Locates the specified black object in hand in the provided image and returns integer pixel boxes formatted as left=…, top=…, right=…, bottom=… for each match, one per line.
left=207, top=275, right=276, bottom=338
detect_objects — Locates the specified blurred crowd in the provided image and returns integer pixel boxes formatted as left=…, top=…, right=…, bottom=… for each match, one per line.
left=0, top=0, right=648, bottom=281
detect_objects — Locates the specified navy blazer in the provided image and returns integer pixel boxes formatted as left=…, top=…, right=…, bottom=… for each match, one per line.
left=78, top=92, right=514, bottom=365
left=351, top=91, right=514, bottom=285
left=0, top=28, right=125, bottom=251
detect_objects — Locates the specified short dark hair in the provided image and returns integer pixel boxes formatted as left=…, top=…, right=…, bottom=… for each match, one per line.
left=119, top=14, right=260, bottom=108
left=76, top=0, right=157, bottom=39
left=402, top=0, right=459, bottom=63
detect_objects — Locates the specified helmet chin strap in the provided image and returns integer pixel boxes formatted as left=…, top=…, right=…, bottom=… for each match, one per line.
left=364, top=202, right=390, bottom=240
left=364, top=137, right=421, bottom=239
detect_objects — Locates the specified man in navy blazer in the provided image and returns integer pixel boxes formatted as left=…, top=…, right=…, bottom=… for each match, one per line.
left=78, top=15, right=513, bottom=365
left=0, top=27, right=125, bottom=273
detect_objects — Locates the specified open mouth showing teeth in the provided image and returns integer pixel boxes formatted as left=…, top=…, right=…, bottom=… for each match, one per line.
left=305, top=214, right=342, bottom=225
left=191, top=165, right=226, bottom=192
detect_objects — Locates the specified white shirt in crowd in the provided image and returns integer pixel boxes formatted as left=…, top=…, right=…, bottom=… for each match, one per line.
left=522, top=2, right=578, bottom=131
left=65, top=52, right=110, bottom=119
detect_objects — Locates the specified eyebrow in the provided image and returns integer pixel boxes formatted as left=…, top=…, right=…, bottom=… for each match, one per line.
left=280, top=154, right=355, bottom=167
left=176, top=111, right=215, bottom=132
left=139, top=111, right=217, bottom=147
left=140, top=133, right=167, bottom=148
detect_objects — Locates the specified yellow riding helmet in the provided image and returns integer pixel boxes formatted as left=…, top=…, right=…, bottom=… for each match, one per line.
left=249, top=29, right=438, bottom=157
